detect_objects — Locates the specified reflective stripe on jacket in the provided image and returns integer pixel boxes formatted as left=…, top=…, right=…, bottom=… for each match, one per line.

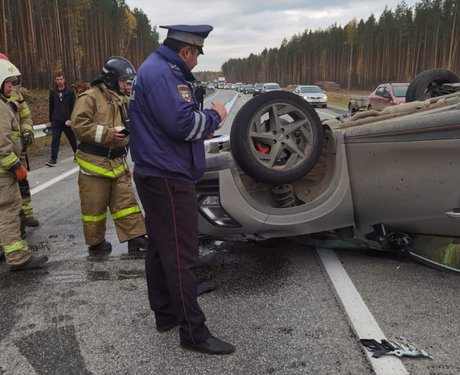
left=81, top=205, right=141, bottom=222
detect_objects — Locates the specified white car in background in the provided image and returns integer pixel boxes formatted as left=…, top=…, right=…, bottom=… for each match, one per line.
left=294, top=85, right=328, bottom=108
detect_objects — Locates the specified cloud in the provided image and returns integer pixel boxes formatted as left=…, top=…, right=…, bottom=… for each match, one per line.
left=127, top=0, right=420, bottom=71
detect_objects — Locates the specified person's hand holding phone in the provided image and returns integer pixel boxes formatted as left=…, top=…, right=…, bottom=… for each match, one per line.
left=114, top=126, right=129, bottom=140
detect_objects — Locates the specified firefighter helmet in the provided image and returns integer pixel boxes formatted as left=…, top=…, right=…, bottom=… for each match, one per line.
left=100, top=56, right=135, bottom=92
left=0, top=59, right=21, bottom=89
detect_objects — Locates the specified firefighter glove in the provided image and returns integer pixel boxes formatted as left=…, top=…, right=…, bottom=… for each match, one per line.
left=14, top=165, right=28, bottom=182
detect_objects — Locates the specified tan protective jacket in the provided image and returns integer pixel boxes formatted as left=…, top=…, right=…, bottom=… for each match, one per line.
left=71, top=83, right=129, bottom=177
left=0, top=88, right=34, bottom=135
left=0, top=100, right=22, bottom=177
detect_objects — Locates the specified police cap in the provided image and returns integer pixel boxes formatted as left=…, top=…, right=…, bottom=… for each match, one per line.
left=160, top=24, right=213, bottom=54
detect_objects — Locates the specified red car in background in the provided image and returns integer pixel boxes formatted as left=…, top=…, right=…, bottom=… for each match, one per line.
left=367, top=82, right=409, bottom=111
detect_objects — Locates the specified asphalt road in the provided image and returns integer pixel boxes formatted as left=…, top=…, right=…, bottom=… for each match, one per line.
left=0, top=91, right=459, bottom=375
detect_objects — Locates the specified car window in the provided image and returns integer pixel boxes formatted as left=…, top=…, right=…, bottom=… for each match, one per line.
left=299, top=86, right=322, bottom=93
left=375, top=86, right=385, bottom=96
left=392, top=86, right=409, bottom=97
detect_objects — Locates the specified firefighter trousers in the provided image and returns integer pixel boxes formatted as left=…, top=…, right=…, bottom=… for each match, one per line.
left=0, top=176, right=31, bottom=266
left=19, top=153, right=34, bottom=218
left=134, top=173, right=211, bottom=345
left=78, top=171, right=146, bottom=246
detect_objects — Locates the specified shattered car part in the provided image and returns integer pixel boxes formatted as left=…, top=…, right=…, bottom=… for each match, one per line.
left=360, top=337, right=433, bottom=359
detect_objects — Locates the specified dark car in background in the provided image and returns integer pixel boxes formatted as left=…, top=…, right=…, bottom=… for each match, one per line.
left=242, top=84, right=254, bottom=94
left=367, top=82, right=409, bottom=111
left=253, top=82, right=264, bottom=96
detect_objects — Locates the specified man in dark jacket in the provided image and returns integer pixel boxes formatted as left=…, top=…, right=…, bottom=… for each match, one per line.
left=46, top=72, right=78, bottom=166
left=130, top=25, right=234, bottom=355
left=194, top=81, right=206, bottom=110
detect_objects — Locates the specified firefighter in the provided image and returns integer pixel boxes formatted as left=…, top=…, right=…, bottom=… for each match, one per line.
left=71, top=56, right=147, bottom=258
left=0, top=59, right=48, bottom=270
left=0, top=53, right=39, bottom=227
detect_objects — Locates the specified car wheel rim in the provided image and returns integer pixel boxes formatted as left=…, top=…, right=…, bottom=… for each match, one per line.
left=248, top=102, right=315, bottom=171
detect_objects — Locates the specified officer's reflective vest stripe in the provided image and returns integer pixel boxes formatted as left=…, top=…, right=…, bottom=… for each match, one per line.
left=2, top=239, right=27, bottom=254
left=185, top=112, right=206, bottom=141
left=75, top=156, right=128, bottom=178
left=0, top=152, right=20, bottom=170
left=111, top=205, right=142, bottom=220
left=81, top=212, right=107, bottom=222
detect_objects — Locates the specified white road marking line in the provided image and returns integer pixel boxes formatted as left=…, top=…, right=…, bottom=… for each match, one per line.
left=30, top=167, right=79, bottom=196
left=317, top=248, right=409, bottom=375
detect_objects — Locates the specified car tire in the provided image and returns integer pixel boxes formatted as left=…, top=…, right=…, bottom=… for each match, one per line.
left=348, top=103, right=356, bottom=114
left=230, top=91, right=324, bottom=185
left=405, top=68, right=460, bottom=102
left=322, top=104, right=327, bottom=108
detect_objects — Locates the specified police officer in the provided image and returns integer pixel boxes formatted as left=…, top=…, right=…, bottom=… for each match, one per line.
left=71, top=56, right=147, bottom=258
left=130, top=25, right=234, bottom=355
left=0, top=53, right=39, bottom=227
left=0, top=59, right=48, bottom=270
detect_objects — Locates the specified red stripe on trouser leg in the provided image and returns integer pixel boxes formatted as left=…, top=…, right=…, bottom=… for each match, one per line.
left=164, top=179, right=196, bottom=344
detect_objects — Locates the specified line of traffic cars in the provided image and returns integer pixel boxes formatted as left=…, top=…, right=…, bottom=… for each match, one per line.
left=228, top=81, right=328, bottom=107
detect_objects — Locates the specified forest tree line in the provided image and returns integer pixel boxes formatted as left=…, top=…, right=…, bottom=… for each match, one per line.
left=1, top=0, right=459, bottom=91
left=222, top=0, right=460, bottom=90
left=0, top=0, right=160, bottom=89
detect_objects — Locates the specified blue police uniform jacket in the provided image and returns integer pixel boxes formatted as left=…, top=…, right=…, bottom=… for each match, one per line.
left=129, top=45, right=222, bottom=182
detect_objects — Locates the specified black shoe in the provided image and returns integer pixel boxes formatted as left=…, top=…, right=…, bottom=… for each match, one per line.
left=197, top=280, right=216, bottom=296
left=181, top=335, right=235, bottom=355
left=156, top=322, right=179, bottom=333
left=45, top=159, right=57, bottom=167
left=88, top=240, right=112, bottom=260
left=9, top=255, right=49, bottom=271
left=128, top=236, right=148, bottom=254
left=25, top=216, right=40, bottom=227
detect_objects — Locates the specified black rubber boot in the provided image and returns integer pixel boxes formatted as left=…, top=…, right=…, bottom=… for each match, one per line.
left=25, top=216, right=40, bottom=227
left=127, top=236, right=148, bottom=255
left=9, top=255, right=49, bottom=271
left=88, top=240, right=112, bottom=260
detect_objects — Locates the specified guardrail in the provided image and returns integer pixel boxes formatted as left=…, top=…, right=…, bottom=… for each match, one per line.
left=33, top=123, right=51, bottom=139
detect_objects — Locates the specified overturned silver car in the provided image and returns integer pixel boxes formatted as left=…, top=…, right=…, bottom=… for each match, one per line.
left=198, top=69, right=460, bottom=272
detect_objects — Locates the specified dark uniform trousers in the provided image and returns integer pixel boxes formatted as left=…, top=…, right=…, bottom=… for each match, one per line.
left=134, top=173, right=211, bottom=345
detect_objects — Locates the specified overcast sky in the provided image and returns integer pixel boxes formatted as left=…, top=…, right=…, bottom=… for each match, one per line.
left=126, top=0, right=420, bottom=72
